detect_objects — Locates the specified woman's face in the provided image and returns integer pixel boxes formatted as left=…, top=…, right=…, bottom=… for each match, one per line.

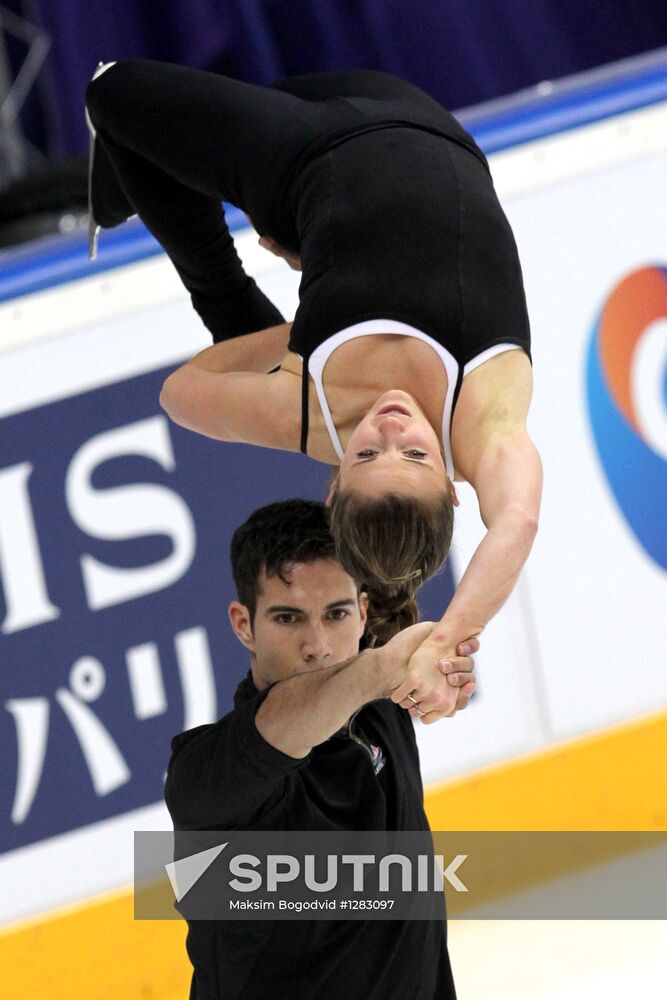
left=336, top=391, right=449, bottom=499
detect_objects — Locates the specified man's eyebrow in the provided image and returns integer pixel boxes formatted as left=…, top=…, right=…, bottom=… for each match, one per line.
left=265, top=598, right=357, bottom=614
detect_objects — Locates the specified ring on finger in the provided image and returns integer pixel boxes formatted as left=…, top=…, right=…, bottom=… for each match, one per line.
left=407, top=695, right=425, bottom=717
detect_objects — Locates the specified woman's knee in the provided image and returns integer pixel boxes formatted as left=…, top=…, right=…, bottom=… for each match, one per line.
left=85, top=61, right=116, bottom=126
left=85, top=59, right=141, bottom=128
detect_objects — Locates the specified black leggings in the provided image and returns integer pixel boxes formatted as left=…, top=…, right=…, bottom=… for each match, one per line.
left=85, top=60, right=452, bottom=339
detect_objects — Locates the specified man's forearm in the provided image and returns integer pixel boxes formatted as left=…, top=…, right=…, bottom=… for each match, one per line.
left=255, top=650, right=391, bottom=759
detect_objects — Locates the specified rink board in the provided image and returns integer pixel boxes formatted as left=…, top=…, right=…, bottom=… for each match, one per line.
left=0, top=53, right=666, bottom=999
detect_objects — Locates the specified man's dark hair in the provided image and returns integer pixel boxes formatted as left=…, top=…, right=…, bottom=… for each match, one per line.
left=230, top=499, right=338, bottom=622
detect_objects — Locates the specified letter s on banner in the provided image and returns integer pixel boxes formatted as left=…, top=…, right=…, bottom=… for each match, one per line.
left=65, top=415, right=196, bottom=610
left=0, top=462, right=61, bottom=634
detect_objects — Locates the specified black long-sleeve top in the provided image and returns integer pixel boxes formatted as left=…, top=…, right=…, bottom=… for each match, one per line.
left=164, top=671, right=457, bottom=1000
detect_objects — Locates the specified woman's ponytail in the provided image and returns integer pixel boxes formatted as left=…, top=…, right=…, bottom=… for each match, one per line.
left=328, top=489, right=454, bottom=646
left=364, top=586, right=419, bottom=647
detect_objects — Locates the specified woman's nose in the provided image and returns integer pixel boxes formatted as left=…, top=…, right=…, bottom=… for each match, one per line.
left=377, top=415, right=406, bottom=440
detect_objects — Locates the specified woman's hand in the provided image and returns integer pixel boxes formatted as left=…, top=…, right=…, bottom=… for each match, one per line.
left=244, top=213, right=302, bottom=271
left=390, top=632, right=479, bottom=723
left=258, top=235, right=302, bottom=271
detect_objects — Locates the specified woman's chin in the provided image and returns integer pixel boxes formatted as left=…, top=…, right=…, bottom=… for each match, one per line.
left=370, top=389, right=419, bottom=413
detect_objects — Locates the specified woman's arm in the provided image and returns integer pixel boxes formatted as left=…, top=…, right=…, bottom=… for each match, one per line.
left=432, top=428, right=542, bottom=642
left=390, top=428, right=542, bottom=719
left=159, top=322, right=299, bottom=447
left=161, top=320, right=291, bottom=420
left=176, top=321, right=293, bottom=375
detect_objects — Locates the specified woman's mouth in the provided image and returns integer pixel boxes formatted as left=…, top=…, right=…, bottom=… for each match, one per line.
left=378, top=404, right=411, bottom=417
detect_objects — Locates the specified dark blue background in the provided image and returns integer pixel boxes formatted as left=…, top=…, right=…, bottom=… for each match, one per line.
left=0, top=365, right=454, bottom=852
left=12, top=0, right=667, bottom=157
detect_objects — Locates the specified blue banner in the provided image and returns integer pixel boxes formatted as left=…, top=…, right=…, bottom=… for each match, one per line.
left=1, top=364, right=454, bottom=853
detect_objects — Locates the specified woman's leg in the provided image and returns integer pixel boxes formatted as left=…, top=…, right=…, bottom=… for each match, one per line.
left=84, top=61, right=447, bottom=340
left=268, top=67, right=439, bottom=105
left=85, top=61, right=134, bottom=236
left=85, top=59, right=321, bottom=340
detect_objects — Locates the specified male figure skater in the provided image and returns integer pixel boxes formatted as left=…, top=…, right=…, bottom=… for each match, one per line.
left=165, top=499, right=477, bottom=1000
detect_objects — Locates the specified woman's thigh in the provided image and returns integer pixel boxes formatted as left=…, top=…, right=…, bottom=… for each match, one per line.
left=86, top=59, right=327, bottom=208
left=269, top=67, right=434, bottom=103
left=87, top=62, right=446, bottom=212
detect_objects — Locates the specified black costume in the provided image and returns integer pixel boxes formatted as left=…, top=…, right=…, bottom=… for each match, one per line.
left=165, top=672, right=457, bottom=1000
left=85, top=61, right=531, bottom=464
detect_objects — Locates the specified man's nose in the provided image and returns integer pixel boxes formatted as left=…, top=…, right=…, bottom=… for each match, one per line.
left=302, top=622, right=333, bottom=662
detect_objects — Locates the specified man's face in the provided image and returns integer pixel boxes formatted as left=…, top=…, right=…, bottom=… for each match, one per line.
left=229, top=559, right=368, bottom=691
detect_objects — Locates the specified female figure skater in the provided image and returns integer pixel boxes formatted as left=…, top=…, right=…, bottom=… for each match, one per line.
left=85, top=60, right=541, bottom=724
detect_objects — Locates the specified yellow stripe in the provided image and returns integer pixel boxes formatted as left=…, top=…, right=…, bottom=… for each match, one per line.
left=1, top=711, right=664, bottom=998
left=0, top=887, right=190, bottom=1000
left=423, top=710, right=667, bottom=912
left=425, top=708, right=667, bottom=831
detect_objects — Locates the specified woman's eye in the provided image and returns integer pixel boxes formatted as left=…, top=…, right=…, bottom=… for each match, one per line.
left=405, top=449, right=427, bottom=459
left=328, top=609, right=350, bottom=621
left=356, top=448, right=376, bottom=458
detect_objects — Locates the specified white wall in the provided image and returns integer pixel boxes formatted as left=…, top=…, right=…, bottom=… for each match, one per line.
left=418, top=99, right=667, bottom=782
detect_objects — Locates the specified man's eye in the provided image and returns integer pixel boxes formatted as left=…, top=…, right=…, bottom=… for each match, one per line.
left=328, top=609, right=350, bottom=621
left=356, top=448, right=376, bottom=458
left=274, top=614, right=296, bottom=625
left=405, top=450, right=427, bottom=459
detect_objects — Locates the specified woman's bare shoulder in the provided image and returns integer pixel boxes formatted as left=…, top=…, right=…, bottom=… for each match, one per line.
left=451, top=349, right=533, bottom=478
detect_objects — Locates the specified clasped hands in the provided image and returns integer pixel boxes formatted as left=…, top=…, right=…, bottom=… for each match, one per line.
left=377, top=622, right=478, bottom=724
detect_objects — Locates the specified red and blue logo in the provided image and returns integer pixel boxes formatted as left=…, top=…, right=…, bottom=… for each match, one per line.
left=586, top=266, right=667, bottom=570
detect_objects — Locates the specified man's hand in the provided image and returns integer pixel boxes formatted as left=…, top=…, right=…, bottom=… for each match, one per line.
left=376, top=624, right=478, bottom=722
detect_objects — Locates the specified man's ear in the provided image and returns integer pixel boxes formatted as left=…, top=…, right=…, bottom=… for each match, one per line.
left=324, top=469, right=339, bottom=508
left=228, top=602, right=255, bottom=652
left=358, top=591, right=369, bottom=637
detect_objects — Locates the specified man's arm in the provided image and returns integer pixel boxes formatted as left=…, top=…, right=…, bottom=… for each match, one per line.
left=165, top=626, right=475, bottom=828
left=255, top=652, right=387, bottom=760
left=256, top=622, right=469, bottom=758
left=164, top=637, right=407, bottom=829
left=164, top=694, right=308, bottom=830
